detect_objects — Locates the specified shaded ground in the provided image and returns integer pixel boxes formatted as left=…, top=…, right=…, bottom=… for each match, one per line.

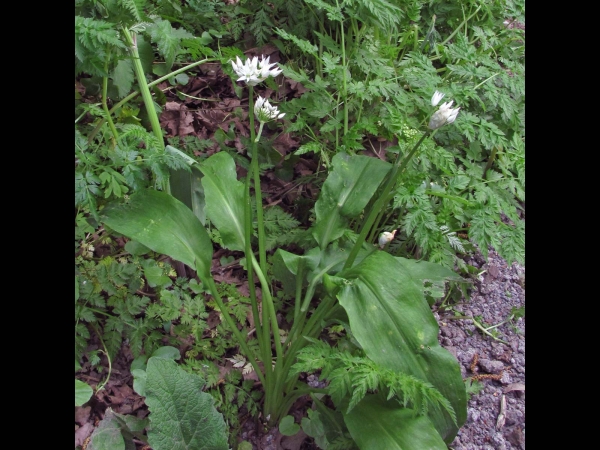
left=75, top=244, right=525, bottom=449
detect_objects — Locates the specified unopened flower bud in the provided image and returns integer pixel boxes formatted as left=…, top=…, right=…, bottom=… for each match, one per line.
left=429, top=101, right=460, bottom=129
left=378, top=230, right=397, bottom=248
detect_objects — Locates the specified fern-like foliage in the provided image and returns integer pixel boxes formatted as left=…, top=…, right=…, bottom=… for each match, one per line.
left=75, top=16, right=126, bottom=76
left=290, top=339, right=456, bottom=424
left=263, top=206, right=303, bottom=251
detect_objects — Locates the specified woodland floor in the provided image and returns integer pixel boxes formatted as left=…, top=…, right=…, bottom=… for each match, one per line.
left=75, top=47, right=525, bottom=449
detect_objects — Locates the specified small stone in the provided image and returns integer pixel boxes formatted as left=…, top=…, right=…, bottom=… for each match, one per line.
left=478, top=358, right=504, bottom=374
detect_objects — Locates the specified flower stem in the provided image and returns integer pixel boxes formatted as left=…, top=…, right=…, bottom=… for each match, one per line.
left=121, top=27, right=164, bottom=151
left=248, top=87, right=269, bottom=281
left=101, top=46, right=119, bottom=145
left=88, top=55, right=218, bottom=143
left=344, top=131, right=431, bottom=269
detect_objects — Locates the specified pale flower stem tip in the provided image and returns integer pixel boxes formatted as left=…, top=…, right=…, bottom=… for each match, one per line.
left=431, top=90, right=445, bottom=106
left=230, top=55, right=282, bottom=86
left=378, top=230, right=397, bottom=248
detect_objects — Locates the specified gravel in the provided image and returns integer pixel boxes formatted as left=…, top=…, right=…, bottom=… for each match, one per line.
left=440, top=248, right=525, bottom=450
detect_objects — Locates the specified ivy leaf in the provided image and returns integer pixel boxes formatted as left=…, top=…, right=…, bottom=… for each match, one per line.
left=279, top=415, right=301, bottom=436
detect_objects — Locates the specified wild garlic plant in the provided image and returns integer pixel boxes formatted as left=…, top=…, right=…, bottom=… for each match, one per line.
left=102, top=66, right=468, bottom=446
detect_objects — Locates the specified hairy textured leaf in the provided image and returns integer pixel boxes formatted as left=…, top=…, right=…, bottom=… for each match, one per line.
left=145, top=357, right=228, bottom=450
left=343, top=394, right=446, bottom=450
left=101, top=189, right=213, bottom=280
left=312, top=153, right=391, bottom=249
left=87, top=408, right=148, bottom=450
left=337, top=252, right=467, bottom=443
left=199, top=151, right=246, bottom=251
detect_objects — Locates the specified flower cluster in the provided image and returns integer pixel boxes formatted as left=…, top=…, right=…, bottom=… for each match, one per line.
left=428, top=91, right=460, bottom=130
left=231, top=55, right=282, bottom=86
left=254, top=96, right=285, bottom=123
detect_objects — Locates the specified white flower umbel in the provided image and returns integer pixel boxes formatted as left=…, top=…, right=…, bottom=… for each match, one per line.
left=255, top=96, right=285, bottom=122
left=431, top=90, right=445, bottom=106
left=428, top=101, right=460, bottom=130
left=254, top=96, right=285, bottom=141
left=378, top=229, right=397, bottom=248
left=231, top=55, right=282, bottom=86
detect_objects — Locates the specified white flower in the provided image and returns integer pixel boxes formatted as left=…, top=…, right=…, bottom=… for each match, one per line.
left=428, top=100, right=461, bottom=130
left=254, top=96, right=285, bottom=123
left=431, top=90, right=445, bottom=106
left=378, top=230, right=397, bottom=248
left=230, top=55, right=282, bottom=86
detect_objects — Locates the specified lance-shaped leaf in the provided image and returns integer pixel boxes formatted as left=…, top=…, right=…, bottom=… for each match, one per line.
left=343, top=394, right=447, bottom=450
left=337, top=251, right=467, bottom=443
left=312, top=153, right=390, bottom=249
left=273, top=241, right=373, bottom=307
left=394, top=256, right=466, bottom=300
left=101, top=189, right=213, bottom=280
left=166, top=145, right=206, bottom=225
left=199, top=151, right=246, bottom=251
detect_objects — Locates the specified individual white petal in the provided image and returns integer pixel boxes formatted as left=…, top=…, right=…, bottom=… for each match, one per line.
left=431, top=90, right=445, bottom=106
left=446, top=107, right=460, bottom=124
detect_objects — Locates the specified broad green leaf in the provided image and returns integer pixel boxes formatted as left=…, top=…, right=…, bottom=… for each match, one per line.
left=101, top=189, right=213, bottom=280
left=145, top=357, right=228, bottom=450
left=279, top=415, right=300, bottom=436
left=273, top=242, right=373, bottom=306
left=166, top=146, right=206, bottom=225
left=338, top=252, right=467, bottom=443
left=87, top=410, right=127, bottom=450
left=124, top=239, right=151, bottom=256
left=75, top=379, right=93, bottom=406
left=199, top=151, right=246, bottom=251
left=343, top=395, right=447, bottom=450
left=87, top=408, right=147, bottom=450
left=151, top=345, right=181, bottom=360
left=142, top=259, right=172, bottom=288
left=312, top=153, right=391, bottom=249
left=394, top=256, right=466, bottom=300
left=132, top=369, right=147, bottom=396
